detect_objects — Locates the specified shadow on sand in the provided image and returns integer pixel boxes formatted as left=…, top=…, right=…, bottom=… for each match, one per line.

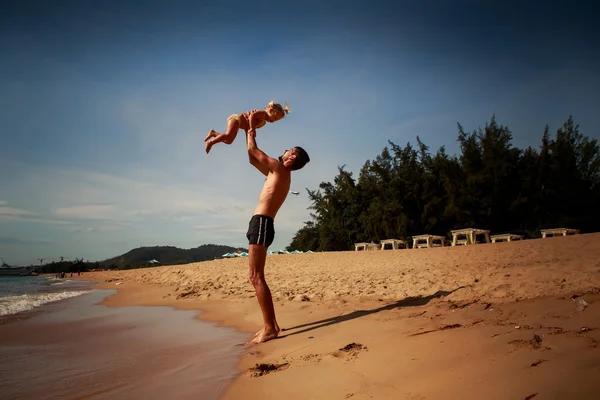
left=281, top=286, right=466, bottom=338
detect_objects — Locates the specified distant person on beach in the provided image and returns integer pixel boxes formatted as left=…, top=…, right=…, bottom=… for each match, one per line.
left=204, top=100, right=290, bottom=154
left=245, top=130, right=309, bottom=344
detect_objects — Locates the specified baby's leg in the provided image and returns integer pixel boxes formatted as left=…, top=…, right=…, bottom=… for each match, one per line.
left=205, top=118, right=240, bottom=154
left=204, top=129, right=218, bottom=142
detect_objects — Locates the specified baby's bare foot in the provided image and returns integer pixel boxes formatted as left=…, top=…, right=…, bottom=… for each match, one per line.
left=205, top=141, right=213, bottom=154
left=204, top=129, right=217, bottom=142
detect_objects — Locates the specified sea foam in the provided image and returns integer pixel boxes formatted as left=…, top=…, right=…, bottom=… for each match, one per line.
left=0, top=290, right=90, bottom=316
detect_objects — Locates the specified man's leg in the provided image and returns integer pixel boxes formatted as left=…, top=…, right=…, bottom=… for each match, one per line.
left=247, top=243, right=279, bottom=344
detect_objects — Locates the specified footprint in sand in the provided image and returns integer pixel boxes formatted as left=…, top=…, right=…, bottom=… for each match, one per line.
left=300, top=353, right=322, bottom=363
left=328, top=343, right=368, bottom=361
left=256, top=343, right=369, bottom=376
left=247, top=362, right=290, bottom=377
left=508, top=334, right=551, bottom=352
left=295, top=343, right=369, bottom=364
left=530, top=359, right=548, bottom=367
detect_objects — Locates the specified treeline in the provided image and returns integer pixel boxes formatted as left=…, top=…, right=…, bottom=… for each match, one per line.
left=288, top=116, right=600, bottom=251
left=37, top=259, right=98, bottom=274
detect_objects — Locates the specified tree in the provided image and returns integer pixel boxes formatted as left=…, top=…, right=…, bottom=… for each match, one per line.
left=290, top=115, right=599, bottom=251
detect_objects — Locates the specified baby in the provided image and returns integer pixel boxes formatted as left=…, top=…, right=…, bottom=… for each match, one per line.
left=204, top=100, right=290, bottom=154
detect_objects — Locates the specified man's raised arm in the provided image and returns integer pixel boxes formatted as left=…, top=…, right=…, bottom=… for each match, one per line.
left=246, top=133, right=270, bottom=176
left=247, top=133, right=280, bottom=175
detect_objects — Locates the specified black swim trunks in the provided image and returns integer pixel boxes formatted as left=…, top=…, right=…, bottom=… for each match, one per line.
left=246, top=214, right=275, bottom=247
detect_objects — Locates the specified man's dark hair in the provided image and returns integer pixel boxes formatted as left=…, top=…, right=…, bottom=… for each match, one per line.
left=291, top=146, right=310, bottom=171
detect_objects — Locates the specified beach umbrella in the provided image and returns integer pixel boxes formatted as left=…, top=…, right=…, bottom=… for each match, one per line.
left=240, top=252, right=248, bottom=257
left=222, top=253, right=231, bottom=258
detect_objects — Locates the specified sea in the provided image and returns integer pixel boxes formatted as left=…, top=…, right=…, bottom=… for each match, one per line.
left=0, top=276, right=247, bottom=399
left=0, top=275, right=92, bottom=318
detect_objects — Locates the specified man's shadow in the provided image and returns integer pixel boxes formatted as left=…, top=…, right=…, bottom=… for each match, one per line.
left=281, top=287, right=465, bottom=338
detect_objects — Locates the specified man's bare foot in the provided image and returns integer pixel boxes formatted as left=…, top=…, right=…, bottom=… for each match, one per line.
left=250, top=328, right=263, bottom=339
left=245, top=327, right=279, bottom=346
left=205, top=140, right=214, bottom=154
left=245, top=328, right=264, bottom=346
left=204, top=129, right=217, bottom=142
left=252, top=328, right=279, bottom=344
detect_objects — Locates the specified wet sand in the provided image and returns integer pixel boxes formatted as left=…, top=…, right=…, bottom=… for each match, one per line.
left=69, top=233, right=600, bottom=398
left=0, top=289, right=245, bottom=400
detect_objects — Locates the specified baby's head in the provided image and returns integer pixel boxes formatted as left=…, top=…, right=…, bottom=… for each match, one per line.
left=265, top=100, right=290, bottom=122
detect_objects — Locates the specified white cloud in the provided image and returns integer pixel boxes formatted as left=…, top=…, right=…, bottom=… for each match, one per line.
left=54, top=204, right=116, bottom=220
left=0, top=215, right=72, bottom=225
left=194, top=223, right=247, bottom=234
left=68, top=225, right=123, bottom=233
left=0, top=202, right=33, bottom=217
left=0, top=159, right=260, bottom=233
left=0, top=236, right=55, bottom=245
left=0, top=202, right=72, bottom=225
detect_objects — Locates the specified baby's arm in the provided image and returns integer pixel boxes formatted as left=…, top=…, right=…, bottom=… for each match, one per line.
left=248, top=110, right=268, bottom=137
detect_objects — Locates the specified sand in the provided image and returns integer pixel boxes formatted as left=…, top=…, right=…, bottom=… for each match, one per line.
left=83, top=233, right=600, bottom=399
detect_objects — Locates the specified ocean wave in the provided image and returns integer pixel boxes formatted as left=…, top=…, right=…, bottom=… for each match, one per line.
left=49, top=279, right=73, bottom=285
left=0, top=290, right=90, bottom=316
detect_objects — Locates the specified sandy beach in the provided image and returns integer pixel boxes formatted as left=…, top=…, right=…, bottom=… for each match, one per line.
left=81, top=233, right=600, bottom=399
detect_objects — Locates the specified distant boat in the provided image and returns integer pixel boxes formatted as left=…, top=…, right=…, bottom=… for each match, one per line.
left=0, top=265, right=36, bottom=277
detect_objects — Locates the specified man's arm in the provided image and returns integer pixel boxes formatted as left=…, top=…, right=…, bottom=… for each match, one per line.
left=245, top=133, right=269, bottom=176
left=247, top=133, right=280, bottom=174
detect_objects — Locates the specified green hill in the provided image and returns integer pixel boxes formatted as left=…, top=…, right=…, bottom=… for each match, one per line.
left=100, top=244, right=247, bottom=268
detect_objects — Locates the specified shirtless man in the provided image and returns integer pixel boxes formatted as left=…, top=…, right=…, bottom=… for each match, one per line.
left=245, top=131, right=310, bottom=344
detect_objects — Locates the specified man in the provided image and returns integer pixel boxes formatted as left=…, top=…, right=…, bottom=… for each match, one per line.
left=245, top=131, right=310, bottom=344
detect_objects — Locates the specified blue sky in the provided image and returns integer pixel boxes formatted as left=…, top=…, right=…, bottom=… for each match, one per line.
left=1, top=1, right=599, bottom=265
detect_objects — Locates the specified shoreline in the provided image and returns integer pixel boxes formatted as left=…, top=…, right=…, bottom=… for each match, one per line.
left=0, top=285, right=246, bottom=400
left=0, top=275, right=95, bottom=324
left=75, top=233, right=600, bottom=398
